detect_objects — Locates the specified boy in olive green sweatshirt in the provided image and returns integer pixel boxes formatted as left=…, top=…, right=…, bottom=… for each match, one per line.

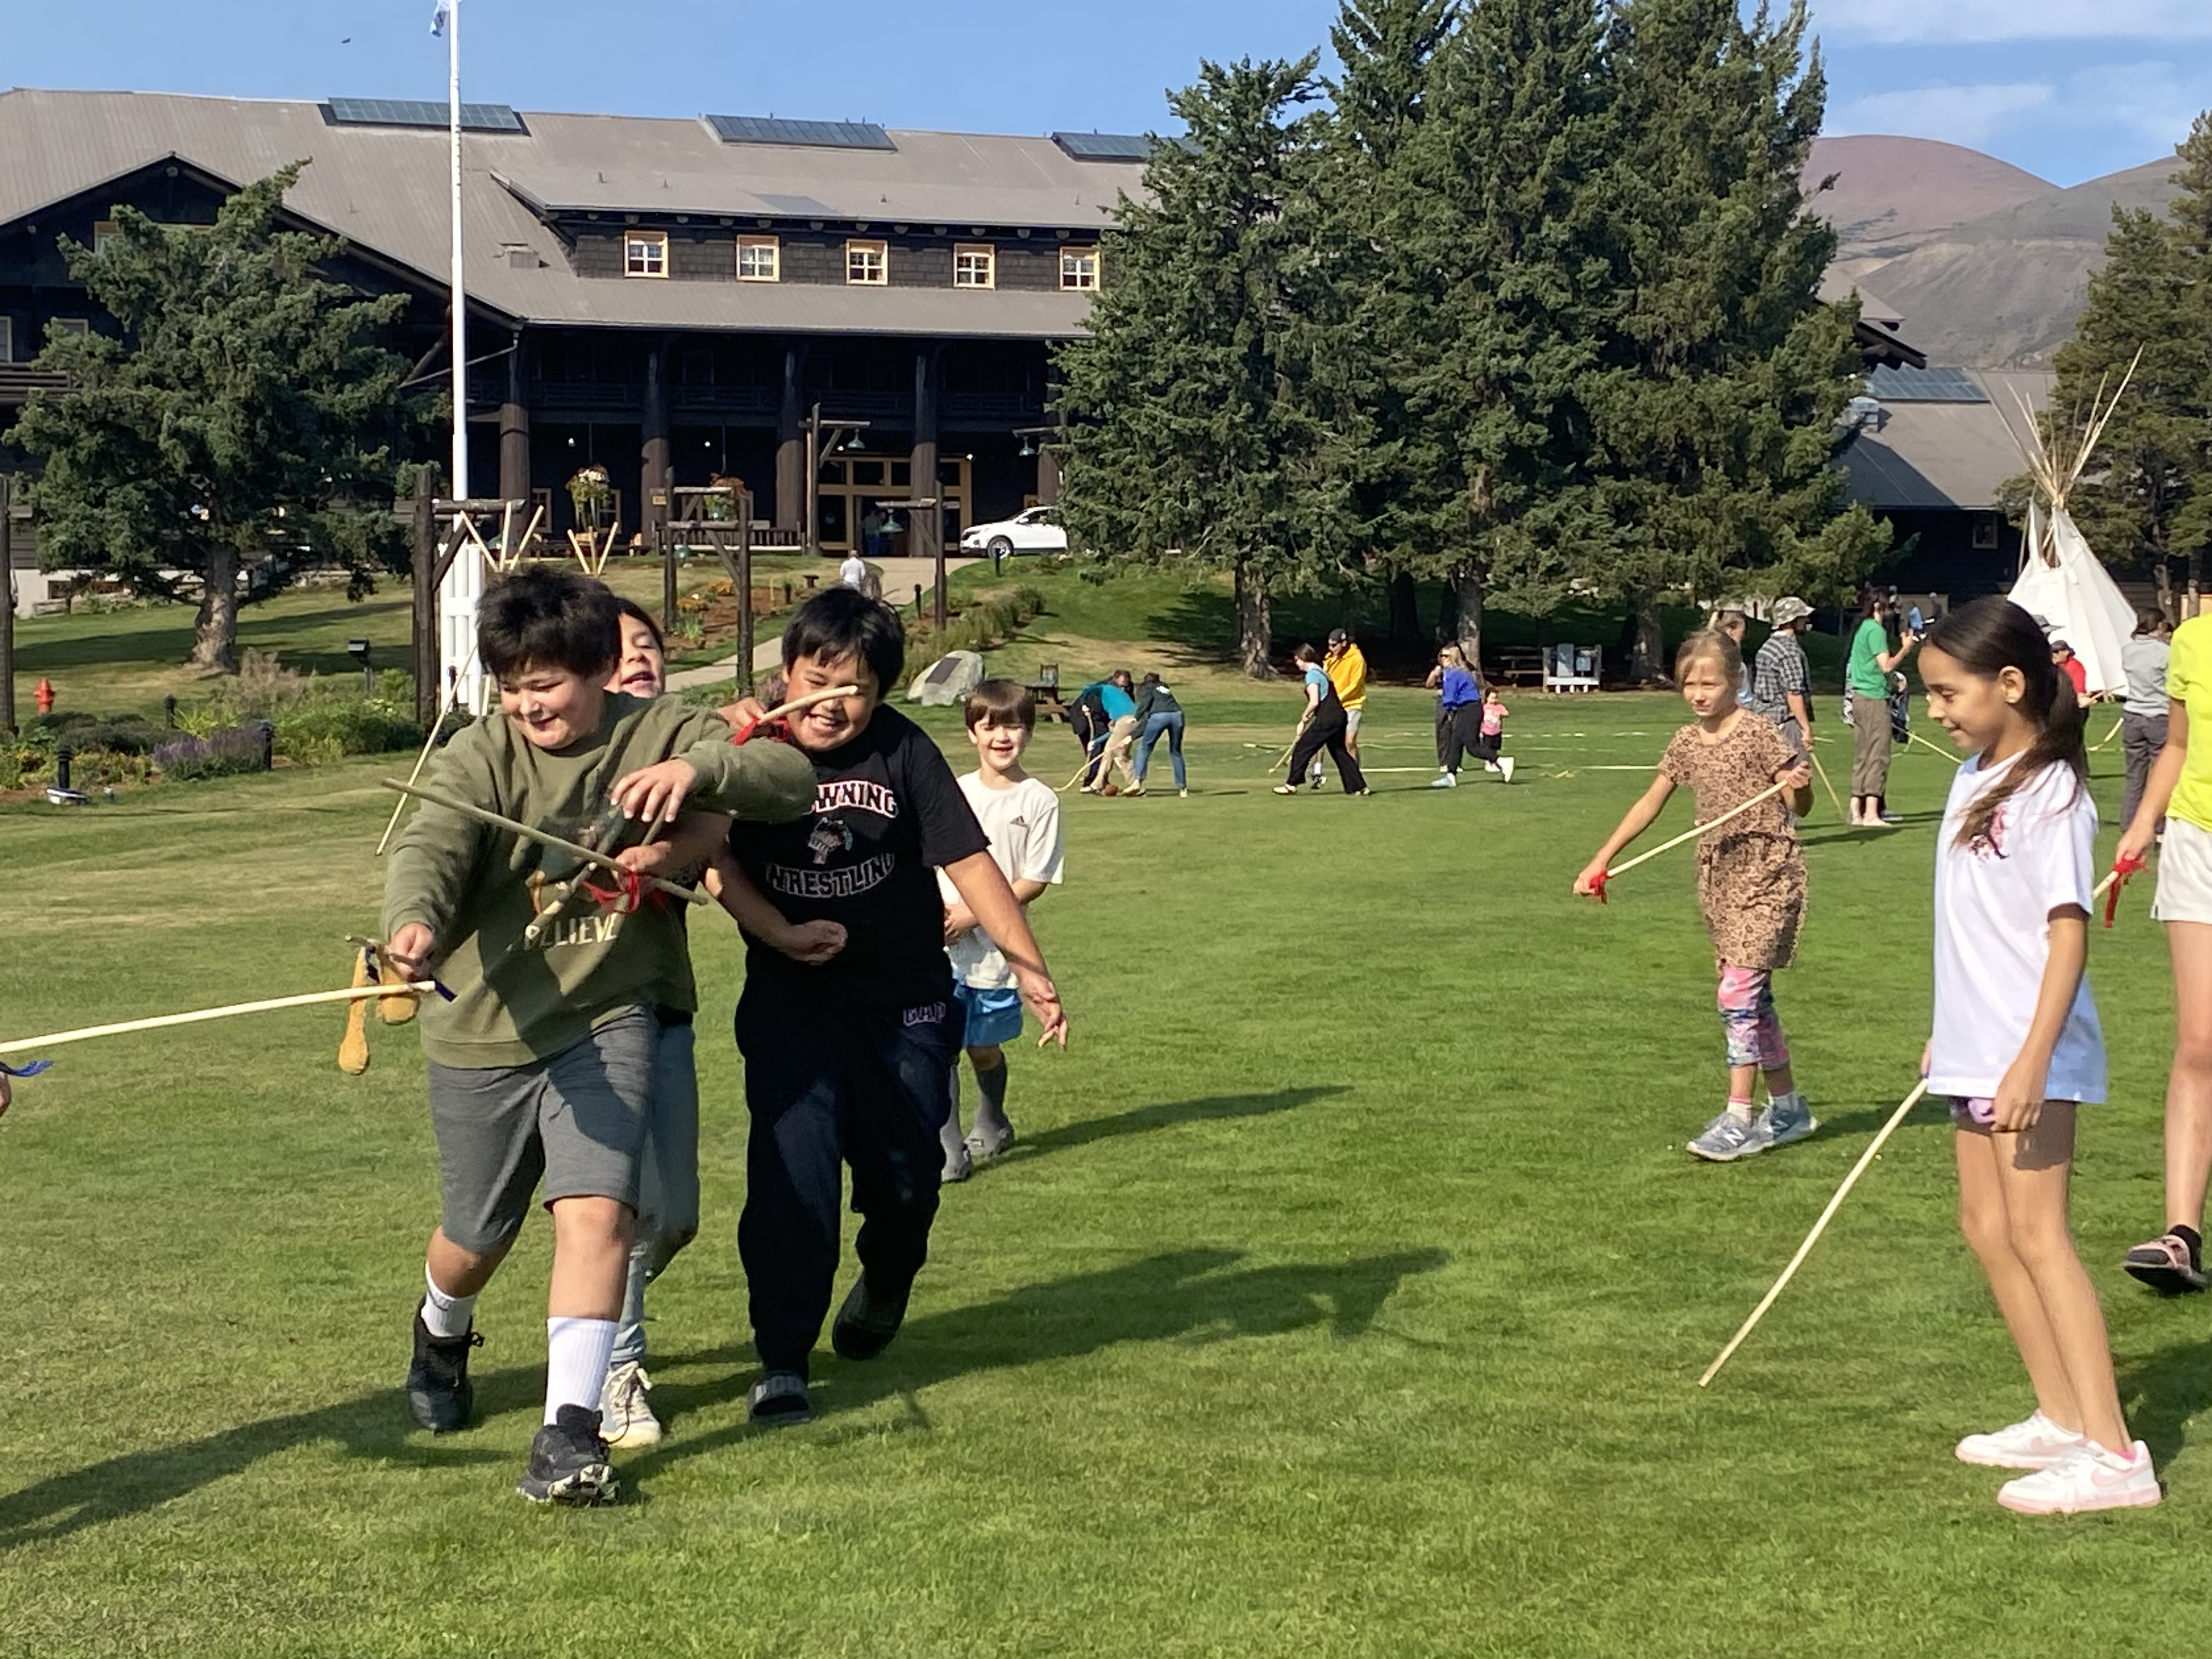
left=381, top=567, right=812, bottom=1505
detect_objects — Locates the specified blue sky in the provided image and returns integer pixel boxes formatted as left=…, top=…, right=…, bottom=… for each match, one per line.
left=2, top=2, right=2204, bottom=188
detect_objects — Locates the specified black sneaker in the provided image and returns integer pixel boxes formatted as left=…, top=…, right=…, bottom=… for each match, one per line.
left=517, top=1404, right=618, bottom=1505
left=747, top=1369, right=814, bottom=1425
left=831, top=1275, right=911, bottom=1362
left=405, top=1312, right=482, bottom=1434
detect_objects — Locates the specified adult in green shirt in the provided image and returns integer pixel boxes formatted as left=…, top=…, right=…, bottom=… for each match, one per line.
left=1846, top=591, right=1918, bottom=826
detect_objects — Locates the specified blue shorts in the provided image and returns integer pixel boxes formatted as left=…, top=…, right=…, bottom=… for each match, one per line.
left=955, top=983, right=1024, bottom=1048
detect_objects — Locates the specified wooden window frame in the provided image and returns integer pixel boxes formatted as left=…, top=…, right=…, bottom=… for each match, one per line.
left=0, top=317, right=11, bottom=363
left=846, top=239, right=888, bottom=286
left=53, top=318, right=91, bottom=337
left=737, top=235, right=780, bottom=282
left=624, top=230, right=670, bottom=279
left=1060, top=247, right=1101, bottom=291
left=93, top=219, right=122, bottom=256
left=953, top=243, right=996, bottom=290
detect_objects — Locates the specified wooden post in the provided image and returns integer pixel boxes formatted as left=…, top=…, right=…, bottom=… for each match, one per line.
left=737, top=490, right=756, bottom=698
left=660, top=514, right=676, bottom=636
left=410, top=469, right=439, bottom=729
left=0, top=473, right=15, bottom=736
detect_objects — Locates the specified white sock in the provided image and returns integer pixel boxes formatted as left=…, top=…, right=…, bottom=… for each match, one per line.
left=421, top=1265, right=477, bottom=1339
left=1726, top=1098, right=1757, bottom=1123
left=545, top=1316, right=618, bottom=1425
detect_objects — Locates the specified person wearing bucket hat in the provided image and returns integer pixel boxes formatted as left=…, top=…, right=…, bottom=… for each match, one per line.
left=1748, top=598, right=1818, bottom=761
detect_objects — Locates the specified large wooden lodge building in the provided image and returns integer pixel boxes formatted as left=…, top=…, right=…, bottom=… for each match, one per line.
left=0, top=87, right=1143, bottom=565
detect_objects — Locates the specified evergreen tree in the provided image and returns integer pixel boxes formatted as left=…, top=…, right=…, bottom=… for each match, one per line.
left=2050, top=115, right=2212, bottom=600
left=7, top=165, right=415, bottom=672
left=1583, top=0, right=1883, bottom=678
left=1321, top=0, right=1622, bottom=668
left=1055, top=58, right=1342, bottom=676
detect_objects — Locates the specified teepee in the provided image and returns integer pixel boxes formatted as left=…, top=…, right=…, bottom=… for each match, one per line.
left=2003, top=355, right=2140, bottom=699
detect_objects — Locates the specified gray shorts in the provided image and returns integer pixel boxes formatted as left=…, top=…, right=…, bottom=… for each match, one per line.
left=427, top=1008, right=658, bottom=1253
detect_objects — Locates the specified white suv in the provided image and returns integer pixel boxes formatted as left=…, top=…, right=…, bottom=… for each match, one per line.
left=960, top=505, right=1067, bottom=558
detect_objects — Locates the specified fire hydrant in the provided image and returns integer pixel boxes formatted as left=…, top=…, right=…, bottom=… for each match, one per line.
left=35, top=677, right=54, bottom=716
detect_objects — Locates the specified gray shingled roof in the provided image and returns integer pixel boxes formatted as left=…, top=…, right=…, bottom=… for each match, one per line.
left=1837, top=368, right=2052, bottom=511
left=0, top=88, right=1125, bottom=338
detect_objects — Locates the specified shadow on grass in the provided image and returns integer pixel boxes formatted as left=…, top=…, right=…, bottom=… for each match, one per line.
left=1003, top=1085, right=1347, bottom=1163
left=2120, top=1336, right=2212, bottom=1468
left=0, top=1234, right=1438, bottom=1539
left=0, top=1359, right=541, bottom=1549
left=632, top=1244, right=1451, bottom=1474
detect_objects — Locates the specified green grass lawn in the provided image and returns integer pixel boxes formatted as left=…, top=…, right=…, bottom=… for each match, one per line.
left=1, top=672, right=2197, bottom=1656
left=10, top=555, right=820, bottom=721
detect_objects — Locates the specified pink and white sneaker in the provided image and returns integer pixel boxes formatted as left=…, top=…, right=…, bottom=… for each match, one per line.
left=1954, top=1411, right=2085, bottom=1470
left=1996, top=1440, right=2160, bottom=1515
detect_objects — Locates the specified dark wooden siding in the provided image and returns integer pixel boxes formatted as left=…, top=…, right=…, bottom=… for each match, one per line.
left=557, top=227, right=1104, bottom=292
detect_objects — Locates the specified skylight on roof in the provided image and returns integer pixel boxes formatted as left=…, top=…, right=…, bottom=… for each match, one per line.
left=1866, top=364, right=1989, bottom=404
left=1052, top=132, right=1155, bottom=162
left=706, top=115, right=895, bottom=152
left=324, top=98, right=523, bottom=133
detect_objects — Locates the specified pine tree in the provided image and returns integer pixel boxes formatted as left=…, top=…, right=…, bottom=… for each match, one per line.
left=1055, top=58, right=1342, bottom=676
left=1583, top=0, right=1884, bottom=678
left=7, top=165, right=415, bottom=672
left=2050, top=115, right=2212, bottom=602
left=1319, top=0, right=1625, bottom=669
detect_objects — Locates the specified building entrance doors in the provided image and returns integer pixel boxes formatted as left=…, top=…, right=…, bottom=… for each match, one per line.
left=816, top=453, right=970, bottom=556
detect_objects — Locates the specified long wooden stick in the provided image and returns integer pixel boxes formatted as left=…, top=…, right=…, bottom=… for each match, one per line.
left=1607, top=780, right=1790, bottom=882
left=377, top=779, right=709, bottom=907
left=1699, top=1080, right=1931, bottom=1387
left=376, top=644, right=479, bottom=856
left=751, top=684, right=860, bottom=726
left=0, top=982, right=441, bottom=1059
left=1808, top=746, right=1846, bottom=818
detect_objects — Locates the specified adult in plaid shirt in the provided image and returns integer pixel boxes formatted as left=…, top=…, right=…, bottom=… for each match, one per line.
left=1748, top=597, right=1818, bottom=760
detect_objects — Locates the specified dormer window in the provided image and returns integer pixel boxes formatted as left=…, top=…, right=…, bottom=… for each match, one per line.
left=847, top=240, right=888, bottom=285
left=1060, top=247, right=1100, bottom=291
left=625, top=231, right=669, bottom=278
left=738, top=235, right=780, bottom=281
left=953, top=244, right=996, bottom=289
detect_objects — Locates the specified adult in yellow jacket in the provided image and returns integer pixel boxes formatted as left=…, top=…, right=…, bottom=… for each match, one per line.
left=1307, top=628, right=1370, bottom=787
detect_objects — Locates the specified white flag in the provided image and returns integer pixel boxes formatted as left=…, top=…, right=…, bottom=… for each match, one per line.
left=430, top=1, right=451, bottom=38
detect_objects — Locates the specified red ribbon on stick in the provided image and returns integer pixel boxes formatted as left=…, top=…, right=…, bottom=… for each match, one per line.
left=2102, top=852, right=2148, bottom=929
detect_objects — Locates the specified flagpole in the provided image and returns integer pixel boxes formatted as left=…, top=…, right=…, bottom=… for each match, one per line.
left=438, top=0, right=484, bottom=715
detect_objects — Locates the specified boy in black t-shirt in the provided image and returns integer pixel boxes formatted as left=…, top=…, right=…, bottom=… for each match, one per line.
left=621, top=588, right=1069, bottom=1423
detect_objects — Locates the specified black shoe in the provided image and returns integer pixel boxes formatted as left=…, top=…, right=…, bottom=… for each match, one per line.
left=747, top=1369, right=814, bottom=1425
left=405, top=1312, right=482, bottom=1434
left=517, top=1404, right=618, bottom=1505
left=831, top=1274, right=911, bottom=1362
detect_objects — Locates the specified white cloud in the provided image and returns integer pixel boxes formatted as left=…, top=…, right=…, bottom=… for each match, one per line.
left=1826, top=63, right=2206, bottom=154
left=1827, top=82, right=2054, bottom=148
left=1818, top=1, right=2212, bottom=45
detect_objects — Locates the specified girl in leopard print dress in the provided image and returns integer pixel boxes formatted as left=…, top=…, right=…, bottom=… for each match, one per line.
left=1575, top=630, right=1816, bottom=1163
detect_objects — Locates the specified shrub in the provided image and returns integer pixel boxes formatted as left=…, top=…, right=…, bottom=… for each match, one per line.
left=900, top=586, right=1048, bottom=681
left=153, top=724, right=272, bottom=781
left=272, top=696, right=422, bottom=765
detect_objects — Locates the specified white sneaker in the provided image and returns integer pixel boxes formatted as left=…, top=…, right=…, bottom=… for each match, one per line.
left=1955, top=1410, right=2085, bottom=1470
left=1996, top=1440, right=2159, bottom=1514
left=1429, top=772, right=1458, bottom=788
left=600, top=1359, right=662, bottom=1449
left=1499, top=756, right=1516, bottom=785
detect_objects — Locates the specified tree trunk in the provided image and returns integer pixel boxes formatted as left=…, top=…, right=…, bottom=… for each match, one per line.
left=1628, top=591, right=1667, bottom=685
left=1451, top=563, right=1484, bottom=678
left=1233, top=563, right=1273, bottom=678
left=1388, top=569, right=1420, bottom=644
left=191, top=546, right=241, bottom=673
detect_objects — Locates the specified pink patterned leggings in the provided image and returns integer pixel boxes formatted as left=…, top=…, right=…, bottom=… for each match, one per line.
left=1717, top=966, right=1790, bottom=1071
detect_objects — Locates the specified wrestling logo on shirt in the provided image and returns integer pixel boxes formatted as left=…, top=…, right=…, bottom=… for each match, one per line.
left=806, top=817, right=854, bottom=867
left=814, top=779, right=899, bottom=819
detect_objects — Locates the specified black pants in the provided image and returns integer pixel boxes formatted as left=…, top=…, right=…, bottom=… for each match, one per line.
left=1436, top=704, right=1484, bottom=773
left=1288, top=711, right=1365, bottom=793
left=735, top=981, right=966, bottom=1377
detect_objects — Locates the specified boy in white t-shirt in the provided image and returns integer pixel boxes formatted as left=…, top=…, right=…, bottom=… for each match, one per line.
left=938, top=680, right=1065, bottom=1180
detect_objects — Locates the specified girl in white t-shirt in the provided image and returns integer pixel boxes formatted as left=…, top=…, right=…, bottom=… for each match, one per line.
left=1920, top=597, right=2157, bottom=1514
